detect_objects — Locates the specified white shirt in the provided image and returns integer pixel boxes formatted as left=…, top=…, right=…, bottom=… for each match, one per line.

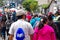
left=9, top=19, right=34, bottom=40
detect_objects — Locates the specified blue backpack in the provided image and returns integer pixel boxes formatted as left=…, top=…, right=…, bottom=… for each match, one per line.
left=33, top=17, right=41, bottom=28
left=16, top=28, right=25, bottom=40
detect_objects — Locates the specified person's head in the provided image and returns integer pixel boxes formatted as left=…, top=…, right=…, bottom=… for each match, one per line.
left=48, top=15, right=53, bottom=21
left=38, top=17, right=48, bottom=30
left=33, top=14, right=38, bottom=18
left=48, top=12, right=53, bottom=16
left=16, top=9, right=26, bottom=20
left=42, top=17, right=48, bottom=24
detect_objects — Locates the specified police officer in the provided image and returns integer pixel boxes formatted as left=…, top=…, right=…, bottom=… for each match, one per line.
left=9, top=9, right=34, bottom=40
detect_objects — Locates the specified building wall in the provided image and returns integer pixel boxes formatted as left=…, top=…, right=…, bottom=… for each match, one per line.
left=57, top=0, right=60, bottom=6
left=49, top=0, right=60, bottom=14
left=49, top=1, right=55, bottom=13
left=37, top=0, right=52, bottom=13
left=37, top=0, right=48, bottom=5
left=37, top=0, right=58, bottom=14
left=37, top=0, right=52, bottom=5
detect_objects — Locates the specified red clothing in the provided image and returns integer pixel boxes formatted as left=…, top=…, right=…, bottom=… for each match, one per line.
left=26, top=11, right=32, bottom=22
left=26, top=15, right=32, bottom=22
left=0, top=13, right=3, bottom=16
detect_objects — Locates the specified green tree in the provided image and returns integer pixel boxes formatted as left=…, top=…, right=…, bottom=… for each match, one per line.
left=0, top=0, right=4, bottom=7
left=41, top=4, right=49, bottom=9
left=40, top=4, right=49, bottom=14
left=22, top=0, right=38, bottom=12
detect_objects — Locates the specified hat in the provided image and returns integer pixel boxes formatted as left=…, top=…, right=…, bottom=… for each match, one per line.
left=16, top=9, right=26, bottom=16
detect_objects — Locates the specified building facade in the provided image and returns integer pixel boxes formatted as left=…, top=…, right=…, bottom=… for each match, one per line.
left=37, top=0, right=60, bottom=14
left=37, top=0, right=52, bottom=14
left=37, top=0, right=52, bottom=5
left=49, top=0, right=60, bottom=14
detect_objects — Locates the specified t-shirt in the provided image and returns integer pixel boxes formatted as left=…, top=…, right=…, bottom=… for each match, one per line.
left=9, top=19, right=34, bottom=40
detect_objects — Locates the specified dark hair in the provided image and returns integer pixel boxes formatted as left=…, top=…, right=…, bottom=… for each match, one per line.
left=17, top=14, right=26, bottom=19
left=32, top=14, right=38, bottom=19
left=38, top=22, right=44, bottom=30
left=38, top=17, right=48, bottom=30
left=48, top=15, right=53, bottom=21
left=34, top=14, right=38, bottom=17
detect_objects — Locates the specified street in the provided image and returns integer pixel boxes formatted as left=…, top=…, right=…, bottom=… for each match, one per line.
left=0, top=37, right=2, bottom=40
left=0, top=32, right=8, bottom=40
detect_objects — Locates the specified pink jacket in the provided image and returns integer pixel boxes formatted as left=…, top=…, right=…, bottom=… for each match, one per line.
left=33, top=24, right=56, bottom=40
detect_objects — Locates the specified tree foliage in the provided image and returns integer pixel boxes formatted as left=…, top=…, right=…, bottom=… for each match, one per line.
left=41, top=4, right=49, bottom=9
left=0, top=0, right=4, bottom=7
left=22, top=0, right=38, bottom=12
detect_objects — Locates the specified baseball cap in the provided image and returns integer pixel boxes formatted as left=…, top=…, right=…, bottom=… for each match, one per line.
left=16, top=9, right=26, bottom=16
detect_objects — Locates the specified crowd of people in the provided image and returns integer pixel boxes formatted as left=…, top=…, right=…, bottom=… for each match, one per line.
left=0, top=9, right=60, bottom=40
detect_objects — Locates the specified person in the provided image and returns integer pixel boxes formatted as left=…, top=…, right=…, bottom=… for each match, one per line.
left=0, top=11, right=3, bottom=36
left=1, top=15, right=6, bottom=40
left=48, top=12, right=55, bottom=19
left=26, top=11, right=32, bottom=22
left=48, top=15, right=60, bottom=39
left=30, top=14, right=41, bottom=28
left=5, top=12, right=13, bottom=36
left=12, top=11, right=16, bottom=22
left=33, top=17, right=56, bottom=40
left=9, top=9, right=34, bottom=40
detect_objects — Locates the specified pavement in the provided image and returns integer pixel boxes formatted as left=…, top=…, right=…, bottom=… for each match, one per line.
left=0, top=36, right=8, bottom=40
left=0, top=32, right=8, bottom=40
left=0, top=37, right=2, bottom=40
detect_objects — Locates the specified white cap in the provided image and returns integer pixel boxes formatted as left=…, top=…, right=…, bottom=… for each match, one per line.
left=16, top=9, right=26, bottom=16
